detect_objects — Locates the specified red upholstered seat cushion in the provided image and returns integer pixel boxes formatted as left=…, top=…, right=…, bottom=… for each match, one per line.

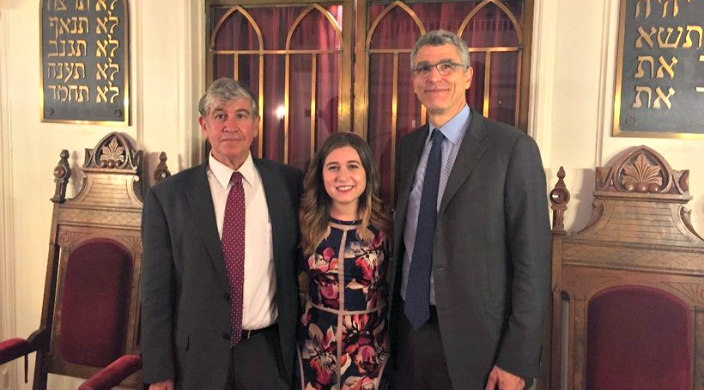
left=60, top=238, right=132, bottom=367
left=587, top=285, right=691, bottom=390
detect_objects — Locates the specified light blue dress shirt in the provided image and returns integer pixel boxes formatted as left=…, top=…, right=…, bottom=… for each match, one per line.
left=400, top=105, right=471, bottom=305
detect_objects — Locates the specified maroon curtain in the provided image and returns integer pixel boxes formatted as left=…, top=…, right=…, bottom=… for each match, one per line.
left=210, top=6, right=342, bottom=171
left=209, top=2, right=524, bottom=200
left=289, top=8, right=341, bottom=171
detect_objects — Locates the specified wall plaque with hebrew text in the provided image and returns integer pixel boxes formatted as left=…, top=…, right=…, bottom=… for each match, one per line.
left=41, top=0, right=129, bottom=125
left=614, top=0, right=704, bottom=138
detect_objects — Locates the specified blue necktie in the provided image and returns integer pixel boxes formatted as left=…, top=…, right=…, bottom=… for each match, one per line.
left=404, top=129, right=443, bottom=329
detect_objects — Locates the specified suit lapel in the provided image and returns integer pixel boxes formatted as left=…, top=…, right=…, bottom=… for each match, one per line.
left=185, top=162, right=231, bottom=292
left=394, top=125, right=427, bottom=244
left=255, top=159, right=285, bottom=271
left=391, top=125, right=428, bottom=291
left=439, top=110, right=487, bottom=215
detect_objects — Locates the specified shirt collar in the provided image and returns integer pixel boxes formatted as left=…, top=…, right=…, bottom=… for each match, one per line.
left=427, top=104, right=471, bottom=146
left=208, top=152, right=256, bottom=189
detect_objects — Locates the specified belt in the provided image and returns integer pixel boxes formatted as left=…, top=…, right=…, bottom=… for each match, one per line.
left=241, top=323, right=277, bottom=341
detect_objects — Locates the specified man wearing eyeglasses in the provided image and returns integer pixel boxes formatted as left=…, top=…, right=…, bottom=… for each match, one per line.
left=388, top=30, right=551, bottom=390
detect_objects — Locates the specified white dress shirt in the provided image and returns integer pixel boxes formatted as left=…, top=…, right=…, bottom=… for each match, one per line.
left=207, top=153, right=277, bottom=329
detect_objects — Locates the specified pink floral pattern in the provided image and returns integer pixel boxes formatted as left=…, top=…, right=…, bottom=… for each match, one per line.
left=298, top=220, right=388, bottom=390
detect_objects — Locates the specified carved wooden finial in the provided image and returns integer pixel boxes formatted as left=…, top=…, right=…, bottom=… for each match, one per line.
left=153, top=152, right=171, bottom=183
left=550, top=167, right=570, bottom=233
left=51, top=150, right=71, bottom=203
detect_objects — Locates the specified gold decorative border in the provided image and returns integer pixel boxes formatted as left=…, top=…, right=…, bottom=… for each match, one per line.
left=612, top=0, right=704, bottom=139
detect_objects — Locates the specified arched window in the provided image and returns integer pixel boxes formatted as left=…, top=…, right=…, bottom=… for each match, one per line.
left=207, top=0, right=533, bottom=199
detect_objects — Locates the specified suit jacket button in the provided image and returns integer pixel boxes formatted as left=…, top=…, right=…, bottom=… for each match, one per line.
left=223, top=332, right=231, bottom=341
left=224, top=293, right=230, bottom=301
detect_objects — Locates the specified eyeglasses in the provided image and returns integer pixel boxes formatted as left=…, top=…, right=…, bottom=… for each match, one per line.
left=412, top=61, right=467, bottom=77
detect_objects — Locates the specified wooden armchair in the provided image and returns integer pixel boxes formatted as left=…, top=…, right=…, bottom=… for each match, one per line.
left=0, top=132, right=169, bottom=390
left=548, top=146, right=704, bottom=390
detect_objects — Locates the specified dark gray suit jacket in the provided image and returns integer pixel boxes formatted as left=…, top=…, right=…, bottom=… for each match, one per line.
left=390, top=110, right=551, bottom=389
left=140, top=158, right=302, bottom=390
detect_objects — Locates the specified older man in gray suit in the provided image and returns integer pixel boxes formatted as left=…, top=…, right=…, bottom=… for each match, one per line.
left=389, top=30, right=551, bottom=390
left=140, top=78, right=302, bottom=390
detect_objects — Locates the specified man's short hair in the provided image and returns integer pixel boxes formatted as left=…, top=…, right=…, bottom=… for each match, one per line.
left=410, top=30, right=471, bottom=69
left=198, top=78, right=259, bottom=118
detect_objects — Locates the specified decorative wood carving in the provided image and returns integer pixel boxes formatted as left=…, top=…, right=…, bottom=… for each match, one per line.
left=153, top=152, right=171, bottom=184
left=562, top=271, right=621, bottom=300
left=547, top=145, right=704, bottom=390
left=58, top=208, right=141, bottom=228
left=550, top=167, right=569, bottom=234
left=563, top=243, right=704, bottom=276
left=663, top=282, right=704, bottom=306
left=594, top=146, right=687, bottom=196
left=84, top=132, right=141, bottom=172
left=57, top=231, right=89, bottom=247
left=118, top=235, right=143, bottom=253
left=51, top=150, right=71, bottom=203
left=574, top=146, right=704, bottom=248
left=71, top=132, right=144, bottom=208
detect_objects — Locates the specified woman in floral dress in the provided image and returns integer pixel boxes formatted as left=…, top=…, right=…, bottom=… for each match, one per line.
left=298, top=132, right=392, bottom=390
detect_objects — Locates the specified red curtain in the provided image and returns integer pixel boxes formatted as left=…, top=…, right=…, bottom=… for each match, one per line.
left=209, top=2, right=523, bottom=199
left=211, top=6, right=342, bottom=170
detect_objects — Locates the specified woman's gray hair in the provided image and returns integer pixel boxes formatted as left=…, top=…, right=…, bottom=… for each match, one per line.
left=198, top=78, right=259, bottom=118
left=410, top=30, right=471, bottom=69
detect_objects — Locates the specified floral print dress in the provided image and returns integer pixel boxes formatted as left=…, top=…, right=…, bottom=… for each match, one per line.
left=298, top=218, right=389, bottom=390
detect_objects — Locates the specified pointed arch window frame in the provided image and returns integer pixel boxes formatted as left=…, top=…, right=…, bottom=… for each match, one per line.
left=205, top=0, right=534, bottom=168
left=205, top=0, right=354, bottom=163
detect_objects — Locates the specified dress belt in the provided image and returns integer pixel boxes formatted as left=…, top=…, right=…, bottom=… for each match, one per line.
left=241, top=323, right=277, bottom=340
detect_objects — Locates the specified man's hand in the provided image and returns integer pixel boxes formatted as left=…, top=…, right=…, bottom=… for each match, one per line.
left=484, top=365, right=525, bottom=390
left=148, top=379, right=174, bottom=390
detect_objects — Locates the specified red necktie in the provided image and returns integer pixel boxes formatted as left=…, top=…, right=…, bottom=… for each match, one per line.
left=222, top=172, right=245, bottom=345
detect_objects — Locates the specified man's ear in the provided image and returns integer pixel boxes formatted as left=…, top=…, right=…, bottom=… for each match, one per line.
left=253, top=116, right=260, bottom=138
left=464, top=66, right=474, bottom=89
left=198, top=116, right=207, bottom=135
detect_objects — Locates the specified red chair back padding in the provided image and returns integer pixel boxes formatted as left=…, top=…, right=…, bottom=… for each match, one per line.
left=60, top=238, right=133, bottom=367
left=586, top=285, right=691, bottom=390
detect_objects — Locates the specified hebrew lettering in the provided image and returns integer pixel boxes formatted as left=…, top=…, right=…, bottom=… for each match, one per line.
left=658, top=0, right=691, bottom=18
left=47, top=0, right=67, bottom=11
left=657, top=26, right=684, bottom=48
left=96, top=60, right=120, bottom=81
left=653, top=87, right=675, bottom=108
left=635, top=0, right=651, bottom=17
left=633, top=86, right=653, bottom=108
left=96, top=82, right=120, bottom=103
left=636, top=26, right=657, bottom=48
left=683, top=25, right=702, bottom=48
left=96, top=37, right=119, bottom=57
left=96, top=14, right=119, bottom=35
left=75, top=0, right=91, bottom=10
left=656, top=56, right=678, bottom=78
left=635, top=56, right=655, bottom=78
